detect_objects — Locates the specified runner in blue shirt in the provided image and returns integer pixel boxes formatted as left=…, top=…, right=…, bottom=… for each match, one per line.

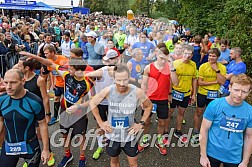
left=200, top=74, right=252, bottom=167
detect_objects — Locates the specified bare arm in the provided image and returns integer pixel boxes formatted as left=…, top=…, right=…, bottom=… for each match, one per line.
left=226, top=73, right=234, bottom=80
left=199, top=118, right=213, bottom=167
left=141, top=65, right=150, bottom=94
left=137, top=88, right=152, bottom=122
left=198, top=77, right=218, bottom=86
left=127, top=61, right=136, bottom=83
left=38, top=118, right=49, bottom=151
left=200, top=118, right=212, bottom=157
left=192, top=78, right=197, bottom=96
left=90, top=87, right=110, bottom=124
left=0, top=117, right=4, bottom=134
left=85, top=68, right=103, bottom=79
left=216, top=72, right=226, bottom=85
left=240, top=128, right=252, bottom=166
left=19, top=51, right=57, bottom=69
left=37, top=76, right=50, bottom=120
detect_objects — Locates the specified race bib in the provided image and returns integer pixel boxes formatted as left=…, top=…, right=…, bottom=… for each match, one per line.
left=220, top=116, right=245, bottom=133
left=207, top=91, right=218, bottom=99
left=112, top=116, right=129, bottom=128
left=5, top=141, right=28, bottom=155
left=64, top=90, right=79, bottom=104
left=152, top=103, right=157, bottom=113
left=172, top=90, right=184, bottom=101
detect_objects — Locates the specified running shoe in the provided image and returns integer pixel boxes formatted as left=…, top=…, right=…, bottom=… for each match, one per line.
left=23, top=162, right=27, bottom=167
left=48, top=117, right=58, bottom=126
left=47, top=152, right=55, bottom=166
left=163, top=136, right=170, bottom=146
left=79, top=159, right=87, bottom=167
left=190, top=133, right=200, bottom=144
left=58, top=153, right=73, bottom=167
left=174, top=130, right=188, bottom=144
left=138, top=135, right=149, bottom=152
left=155, top=135, right=167, bottom=155
left=92, top=147, right=103, bottom=160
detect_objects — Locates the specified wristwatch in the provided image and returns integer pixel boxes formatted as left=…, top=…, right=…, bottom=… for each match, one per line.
left=171, top=69, right=176, bottom=72
left=46, top=112, right=51, bottom=116
left=139, top=121, right=145, bottom=126
left=216, top=70, right=220, bottom=73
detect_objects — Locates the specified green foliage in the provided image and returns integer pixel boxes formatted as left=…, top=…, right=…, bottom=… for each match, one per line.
left=178, top=0, right=252, bottom=76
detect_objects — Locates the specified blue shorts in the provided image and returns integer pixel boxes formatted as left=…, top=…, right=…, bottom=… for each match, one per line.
left=53, top=86, right=64, bottom=97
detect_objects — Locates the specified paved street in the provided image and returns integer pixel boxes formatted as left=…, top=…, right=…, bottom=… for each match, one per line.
left=17, top=102, right=252, bottom=167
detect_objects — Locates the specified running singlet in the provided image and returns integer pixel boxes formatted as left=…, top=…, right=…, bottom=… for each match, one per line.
left=107, top=84, right=138, bottom=142
left=24, top=75, right=42, bottom=98
left=55, top=65, right=93, bottom=109
left=0, top=92, right=45, bottom=154
left=94, top=66, right=114, bottom=105
left=147, top=62, right=171, bottom=100
left=128, top=58, right=144, bottom=80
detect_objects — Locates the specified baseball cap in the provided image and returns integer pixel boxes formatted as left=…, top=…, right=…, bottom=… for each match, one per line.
left=119, top=27, right=124, bottom=31
left=84, top=31, right=97, bottom=38
left=103, top=49, right=118, bottom=61
left=185, top=28, right=191, bottom=31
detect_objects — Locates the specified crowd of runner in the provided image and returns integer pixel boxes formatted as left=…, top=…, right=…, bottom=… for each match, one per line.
left=0, top=12, right=252, bottom=167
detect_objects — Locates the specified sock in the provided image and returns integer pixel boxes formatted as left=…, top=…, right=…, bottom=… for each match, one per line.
left=80, top=155, right=85, bottom=160
left=193, top=129, right=199, bottom=134
left=97, top=135, right=105, bottom=148
left=65, top=150, right=71, bottom=157
left=163, top=131, right=169, bottom=135
left=54, top=102, right=60, bottom=118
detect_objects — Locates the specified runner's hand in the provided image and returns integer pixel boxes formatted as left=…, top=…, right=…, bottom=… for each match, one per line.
left=99, top=121, right=113, bottom=133
left=168, top=94, right=172, bottom=103
left=191, top=94, right=196, bottom=104
left=66, top=105, right=78, bottom=114
left=200, top=156, right=211, bottom=167
left=127, top=123, right=143, bottom=135
left=210, top=63, right=218, bottom=71
left=238, top=162, right=248, bottom=167
left=166, top=56, right=174, bottom=69
left=41, top=149, right=50, bottom=165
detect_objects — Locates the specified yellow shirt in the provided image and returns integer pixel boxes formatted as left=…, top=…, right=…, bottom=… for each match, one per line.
left=198, top=62, right=226, bottom=95
left=173, top=59, right=197, bottom=97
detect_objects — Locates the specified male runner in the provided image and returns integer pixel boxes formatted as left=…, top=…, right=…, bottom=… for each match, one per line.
left=0, top=69, right=50, bottom=167
left=90, top=64, right=152, bottom=167
left=200, top=74, right=252, bottom=167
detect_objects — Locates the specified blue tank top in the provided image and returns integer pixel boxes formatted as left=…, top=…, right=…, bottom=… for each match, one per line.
left=128, top=58, right=144, bottom=79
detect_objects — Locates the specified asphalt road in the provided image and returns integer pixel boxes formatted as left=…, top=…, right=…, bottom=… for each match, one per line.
left=17, top=101, right=252, bottom=167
